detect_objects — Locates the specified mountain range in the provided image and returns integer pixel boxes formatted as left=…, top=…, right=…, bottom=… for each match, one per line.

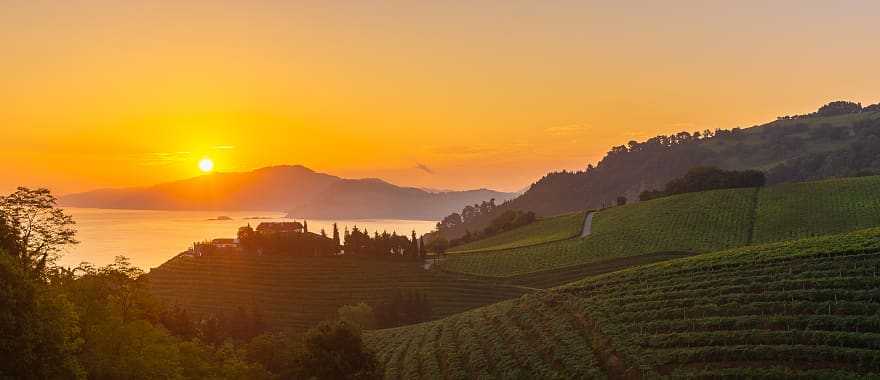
left=59, top=165, right=515, bottom=220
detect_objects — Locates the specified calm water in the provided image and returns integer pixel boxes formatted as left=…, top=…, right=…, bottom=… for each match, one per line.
left=62, top=208, right=437, bottom=271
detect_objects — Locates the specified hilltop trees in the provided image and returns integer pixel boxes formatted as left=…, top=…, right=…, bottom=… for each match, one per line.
left=0, top=187, right=78, bottom=277
left=640, top=167, right=765, bottom=201
left=342, top=227, right=423, bottom=259
left=439, top=210, right=538, bottom=249
left=817, top=101, right=862, bottom=116
left=436, top=199, right=498, bottom=234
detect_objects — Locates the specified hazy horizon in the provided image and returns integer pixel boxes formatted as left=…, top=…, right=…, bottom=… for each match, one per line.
left=4, top=1, right=880, bottom=194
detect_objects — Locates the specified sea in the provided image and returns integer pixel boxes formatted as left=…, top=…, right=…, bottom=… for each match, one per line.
left=60, top=208, right=437, bottom=271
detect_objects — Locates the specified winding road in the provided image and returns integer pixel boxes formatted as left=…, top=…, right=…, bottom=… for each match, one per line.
left=580, top=211, right=595, bottom=238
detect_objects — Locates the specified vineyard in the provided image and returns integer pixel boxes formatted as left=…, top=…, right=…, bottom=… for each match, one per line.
left=437, top=188, right=757, bottom=277
left=438, top=175, right=880, bottom=279
left=753, top=175, right=880, bottom=244
left=368, top=228, right=880, bottom=378
left=447, top=211, right=586, bottom=254
left=147, top=254, right=529, bottom=331
left=364, top=295, right=606, bottom=379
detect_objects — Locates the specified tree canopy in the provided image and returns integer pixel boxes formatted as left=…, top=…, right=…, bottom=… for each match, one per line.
left=0, top=187, right=77, bottom=277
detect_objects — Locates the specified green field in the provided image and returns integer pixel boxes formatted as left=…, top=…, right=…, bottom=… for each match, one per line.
left=368, top=228, right=880, bottom=378
left=438, top=175, right=880, bottom=279
left=447, top=211, right=586, bottom=254
left=754, top=175, right=880, bottom=243
left=147, top=255, right=530, bottom=331
left=438, top=187, right=758, bottom=277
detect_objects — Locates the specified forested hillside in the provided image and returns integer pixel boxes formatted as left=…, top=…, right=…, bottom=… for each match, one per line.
left=436, top=101, right=880, bottom=239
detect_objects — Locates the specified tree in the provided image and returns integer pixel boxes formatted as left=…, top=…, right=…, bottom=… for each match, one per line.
left=616, top=196, right=627, bottom=206
left=296, top=321, right=381, bottom=380
left=337, top=303, right=377, bottom=331
left=333, top=223, right=341, bottom=252
left=303, top=220, right=308, bottom=233
left=428, top=237, right=448, bottom=254
left=410, top=231, right=418, bottom=259
left=0, top=213, right=17, bottom=256
left=0, top=253, right=84, bottom=379
left=419, top=236, right=426, bottom=259
left=817, top=101, right=862, bottom=117
left=0, top=187, right=78, bottom=277
left=640, top=167, right=766, bottom=201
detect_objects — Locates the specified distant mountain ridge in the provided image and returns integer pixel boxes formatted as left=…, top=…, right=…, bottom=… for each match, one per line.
left=60, top=165, right=515, bottom=220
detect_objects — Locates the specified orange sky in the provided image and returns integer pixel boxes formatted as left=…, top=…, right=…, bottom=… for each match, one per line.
left=2, top=1, right=880, bottom=195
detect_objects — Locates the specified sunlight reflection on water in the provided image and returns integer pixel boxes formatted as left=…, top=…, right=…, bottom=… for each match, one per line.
left=62, top=208, right=436, bottom=271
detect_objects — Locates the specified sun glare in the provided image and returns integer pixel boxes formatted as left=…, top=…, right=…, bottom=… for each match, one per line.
left=198, top=158, right=214, bottom=173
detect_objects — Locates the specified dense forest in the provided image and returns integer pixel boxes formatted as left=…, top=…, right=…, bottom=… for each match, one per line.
left=432, top=100, right=880, bottom=240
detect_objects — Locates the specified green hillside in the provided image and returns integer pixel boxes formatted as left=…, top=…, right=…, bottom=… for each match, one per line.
left=367, top=228, right=880, bottom=379
left=754, top=175, right=880, bottom=243
left=447, top=211, right=586, bottom=254
left=438, top=175, right=880, bottom=279
left=147, top=255, right=529, bottom=331
left=438, top=187, right=757, bottom=278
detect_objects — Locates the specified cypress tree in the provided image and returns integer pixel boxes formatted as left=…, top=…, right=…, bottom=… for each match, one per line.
left=332, top=223, right=341, bottom=252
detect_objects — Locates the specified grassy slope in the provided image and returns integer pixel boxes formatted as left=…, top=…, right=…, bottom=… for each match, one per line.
left=438, top=188, right=757, bottom=277
left=439, top=175, right=880, bottom=279
left=368, top=228, right=880, bottom=378
left=147, top=255, right=529, bottom=331
left=447, top=211, right=586, bottom=254
left=754, top=175, right=880, bottom=244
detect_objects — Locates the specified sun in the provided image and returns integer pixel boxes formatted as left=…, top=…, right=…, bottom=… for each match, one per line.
left=198, top=158, right=214, bottom=173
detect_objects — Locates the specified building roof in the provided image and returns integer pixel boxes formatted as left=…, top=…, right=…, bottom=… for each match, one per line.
left=256, top=222, right=304, bottom=233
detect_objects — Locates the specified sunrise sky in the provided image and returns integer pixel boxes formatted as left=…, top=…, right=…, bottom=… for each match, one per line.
left=3, top=1, right=880, bottom=195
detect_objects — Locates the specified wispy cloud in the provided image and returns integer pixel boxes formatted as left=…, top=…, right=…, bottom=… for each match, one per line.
left=668, top=122, right=697, bottom=130
left=431, top=145, right=498, bottom=156
left=213, top=145, right=235, bottom=150
left=137, top=151, right=193, bottom=166
left=545, top=124, right=589, bottom=136
left=415, top=163, right=435, bottom=174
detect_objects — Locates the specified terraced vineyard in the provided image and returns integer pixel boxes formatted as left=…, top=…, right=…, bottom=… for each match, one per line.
left=448, top=211, right=586, bottom=254
left=147, top=254, right=529, bottom=331
left=365, top=295, right=605, bottom=379
left=438, top=188, right=757, bottom=277
left=438, top=175, right=880, bottom=279
left=753, top=175, right=880, bottom=243
left=368, top=228, right=880, bottom=378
